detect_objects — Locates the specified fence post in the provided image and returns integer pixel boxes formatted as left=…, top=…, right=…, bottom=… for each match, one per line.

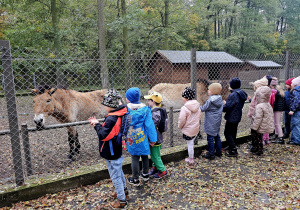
left=285, top=51, right=290, bottom=80
left=191, top=48, right=197, bottom=99
left=169, top=107, right=174, bottom=147
left=0, top=40, right=25, bottom=186
left=21, top=124, right=33, bottom=176
left=88, top=73, right=91, bottom=91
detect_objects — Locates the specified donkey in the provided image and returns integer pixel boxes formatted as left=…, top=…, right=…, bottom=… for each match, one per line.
left=32, top=85, right=108, bottom=160
left=149, top=79, right=230, bottom=109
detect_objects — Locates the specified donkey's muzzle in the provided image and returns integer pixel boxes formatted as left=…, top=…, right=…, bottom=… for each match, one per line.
left=34, top=114, right=45, bottom=130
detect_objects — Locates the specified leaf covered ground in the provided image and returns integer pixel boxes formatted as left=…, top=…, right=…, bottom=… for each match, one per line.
left=2, top=143, right=300, bottom=209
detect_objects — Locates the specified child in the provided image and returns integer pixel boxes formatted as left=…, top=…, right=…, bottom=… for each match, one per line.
left=88, top=89, right=128, bottom=209
left=269, top=77, right=285, bottom=144
left=178, top=87, right=201, bottom=164
left=250, top=86, right=274, bottom=155
left=144, top=92, right=168, bottom=178
left=200, top=83, right=223, bottom=160
left=223, top=78, right=247, bottom=157
left=288, top=77, right=300, bottom=145
left=125, top=87, right=157, bottom=186
left=247, top=77, right=269, bottom=145
left=283, top=77, right=294, bottom=139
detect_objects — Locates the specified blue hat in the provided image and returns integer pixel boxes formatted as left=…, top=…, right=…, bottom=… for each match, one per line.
left=126, top=87, right=141, bottom=104
left=230, top=77, right=241, bottom=89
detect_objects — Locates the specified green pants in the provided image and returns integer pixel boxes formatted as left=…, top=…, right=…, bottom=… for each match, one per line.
left=150, top=144, right=165, bottom=172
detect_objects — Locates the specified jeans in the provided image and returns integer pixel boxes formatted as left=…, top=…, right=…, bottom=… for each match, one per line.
left=224, top=121, right=238, bottom=150
left=131, top=155, right=149, bottom=179
left=284, top=111, right=291, bottom=135
left=207, top=134, right=222, bottom=156
left=106, top=156, right=126, bottom=201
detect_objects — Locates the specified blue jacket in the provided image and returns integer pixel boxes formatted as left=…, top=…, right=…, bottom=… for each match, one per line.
left=284, top=90, right=292, bottom=111
left=200, top=95, right=223, bottom=136
left=290, top=86, right=300, bottom=112
left=223, top=89, right=247, bottom=123
left=126, top=103, right=157, bottom=156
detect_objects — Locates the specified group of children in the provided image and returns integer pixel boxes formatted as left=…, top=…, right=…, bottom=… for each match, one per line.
left=88, top=76, right=300, bottom=209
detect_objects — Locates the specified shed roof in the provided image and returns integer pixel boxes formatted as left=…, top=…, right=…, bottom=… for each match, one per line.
left=154, top=50, right=243, bottom=64
left=247, top=61, right=282, bottom=68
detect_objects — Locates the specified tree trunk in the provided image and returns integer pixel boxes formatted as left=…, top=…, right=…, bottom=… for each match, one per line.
left=162, top=0, right=169, bottom=50
left=121, top=0, right=131, bottom=89
left=97, top=0, right=110, bottom=89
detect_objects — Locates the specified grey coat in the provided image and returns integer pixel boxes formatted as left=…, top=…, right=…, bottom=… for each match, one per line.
left=151, top=107, right=164, bottom=144
left=200, top=95, right=223, bottom=136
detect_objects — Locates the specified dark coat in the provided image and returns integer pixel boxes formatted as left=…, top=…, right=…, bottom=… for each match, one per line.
left=284, top=90, right=292, bottom=111
left=94, top=105, right=127, bottom=160
left=223, top=89, right=248, bottom=123
left=273, top=90, right=285, bottom=111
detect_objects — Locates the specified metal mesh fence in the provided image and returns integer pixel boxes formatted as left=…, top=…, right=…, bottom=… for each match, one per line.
left=1, top=43, right=300, bottom=189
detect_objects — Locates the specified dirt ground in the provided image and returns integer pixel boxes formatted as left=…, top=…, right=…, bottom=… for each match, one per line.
left=2, top=143, right=300, bottom=209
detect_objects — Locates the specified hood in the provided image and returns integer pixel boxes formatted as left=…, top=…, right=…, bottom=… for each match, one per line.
left=107, top=105, right=128, bottom=117
left=256, top=86, right=271, bottom=104
left=184, top=100, right=200, bottom=113
left=210, top=95, right=223, bottom=108
left=127, top=102, right=146, bottom=110
left=233, top=89, right=248, bottom=101
left=293, top=86, right=300, bottom=92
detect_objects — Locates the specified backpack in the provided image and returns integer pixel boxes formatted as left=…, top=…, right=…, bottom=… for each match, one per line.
left=157, top=108, right=168, bottom=133
left=116, top=112, right=132, bottom=148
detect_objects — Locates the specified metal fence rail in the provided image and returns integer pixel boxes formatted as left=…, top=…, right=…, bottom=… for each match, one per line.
left=1, top=40, right=300, bottom=188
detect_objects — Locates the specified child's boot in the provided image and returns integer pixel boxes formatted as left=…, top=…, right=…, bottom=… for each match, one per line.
left=110, top=199, right=127, bottom=209
left=185, top=157, right=194, bottom=164
left=226, top=148, right=238, bottom=157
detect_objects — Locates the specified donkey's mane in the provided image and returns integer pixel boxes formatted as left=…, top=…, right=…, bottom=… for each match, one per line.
left=36, top=84, right=68, bottom=94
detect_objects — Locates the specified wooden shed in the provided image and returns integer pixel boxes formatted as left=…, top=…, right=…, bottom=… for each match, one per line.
left=239, top=60, right=283, bottom=88
left=147, top=50, right=243, bottom=87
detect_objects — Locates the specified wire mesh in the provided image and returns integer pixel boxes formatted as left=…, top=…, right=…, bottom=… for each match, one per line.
left=1, top=47, right=300, bottom=189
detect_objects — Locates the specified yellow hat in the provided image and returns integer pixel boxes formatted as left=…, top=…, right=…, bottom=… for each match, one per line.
left=144, top=92, right=162, bottom=103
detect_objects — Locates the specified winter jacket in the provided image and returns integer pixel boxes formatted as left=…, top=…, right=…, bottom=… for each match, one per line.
left=251, top=86, right=274, bottom=134
left=290, top=86, right=300, bottom=112
left=284, top=90, right=292, bottom=111
left=94, top=105, right=128, bottom=160
left=273, top=90, right=285, bottom=111
left=151, top=107, right=164, bottom=144
left=200, top=95, right=223, bottom=136
left=223, top=89, right=248, bottom=123
left=126, top=103, right=157, bottom=156
left=247, top=94, right=257, bottom=118
left=178, top=100, right=201, bottom=137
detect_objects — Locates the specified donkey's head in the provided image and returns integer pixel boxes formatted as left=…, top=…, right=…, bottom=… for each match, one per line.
left=32, top=85, right=58, bottom=129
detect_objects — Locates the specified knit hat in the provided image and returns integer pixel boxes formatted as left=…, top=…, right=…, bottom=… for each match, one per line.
left=101, top=89, right=123, bottom=108
left=126, top=87, right=141, bottom=104
left=292, top=76, right=300, bottom=87
left=208, top=83, right=222, bottom=95
left=182, top=87, right=196, bottom=100
left=144, top=92, right=163, bottom=103
left=230, top=77, right=241, bottom=89
left=285, top=78, right=295, bottom=86
left=270, top=78, right=278, bottom=86
left=266, top=75, right=273, bottom=86
left=252, top=78, right=268, bottom=89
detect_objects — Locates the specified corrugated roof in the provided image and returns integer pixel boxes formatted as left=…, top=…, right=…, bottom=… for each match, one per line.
left=247, top=61, right=282, bottom=67
left=157, top=50, right=243, bottom=63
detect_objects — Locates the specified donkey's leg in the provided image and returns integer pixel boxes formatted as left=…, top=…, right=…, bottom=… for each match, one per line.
left=67, top=127, right=80, bottom=160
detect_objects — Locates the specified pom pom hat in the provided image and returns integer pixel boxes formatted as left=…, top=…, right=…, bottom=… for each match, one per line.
left=182, top=87, right=196, bottom=100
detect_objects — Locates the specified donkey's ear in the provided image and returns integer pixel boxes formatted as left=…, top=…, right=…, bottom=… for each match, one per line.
left=48, top=88, right=57, bottom=96
left=31, top=89, right=38, bottom=94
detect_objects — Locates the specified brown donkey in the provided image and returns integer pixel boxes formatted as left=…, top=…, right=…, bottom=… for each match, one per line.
left=32, top=85, right=108, bottom=160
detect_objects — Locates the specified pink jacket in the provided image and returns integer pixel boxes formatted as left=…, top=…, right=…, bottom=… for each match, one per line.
left=247, top=94, right=257, bottom=118
left=178, top=100, right=201, bottom=137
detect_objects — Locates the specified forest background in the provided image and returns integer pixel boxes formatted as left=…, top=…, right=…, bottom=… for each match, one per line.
left=0, top=0, right=300, bottom=91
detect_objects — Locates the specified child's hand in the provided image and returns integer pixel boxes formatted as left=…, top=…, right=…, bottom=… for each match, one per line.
left=88, top=116, right=99, bottom=127
left=149, top=142, right=155, bottom=147
left=289, top=111, right=294, bottom=116
left=247, top=96, right=252, bottom=101
left=223, top=100, right=226, bottom=105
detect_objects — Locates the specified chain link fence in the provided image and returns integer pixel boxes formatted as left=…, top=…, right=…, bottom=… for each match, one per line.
left=1, top=41, right=300, bottom=189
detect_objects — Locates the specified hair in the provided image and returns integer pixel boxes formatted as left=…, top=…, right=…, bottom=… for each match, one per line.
left=149, top=99, right=160, bottom=106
